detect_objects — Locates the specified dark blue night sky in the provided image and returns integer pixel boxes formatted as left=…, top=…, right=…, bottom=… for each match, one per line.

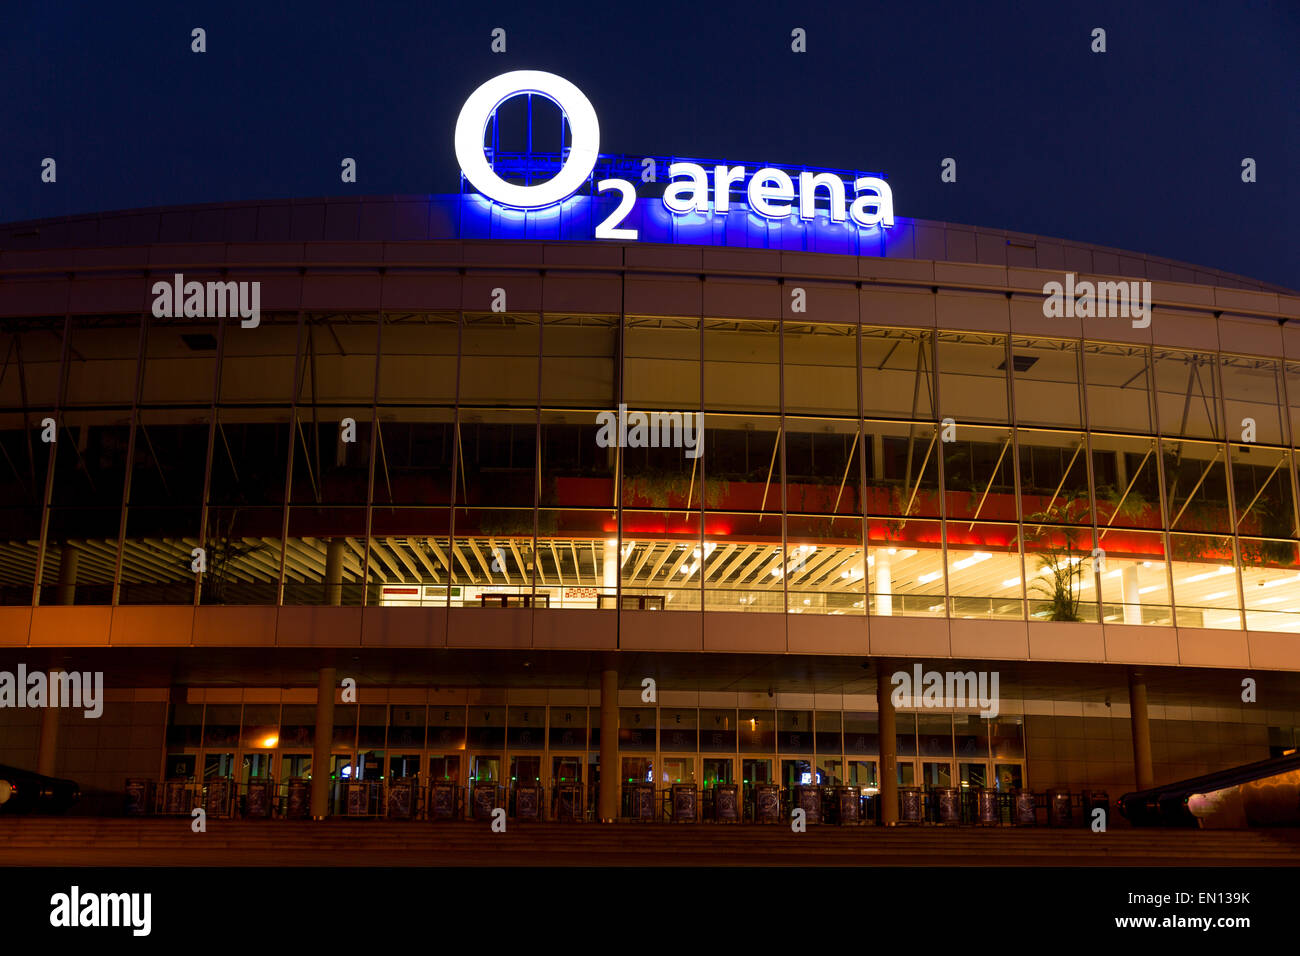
left=2, top=0, right=1296, bottom=287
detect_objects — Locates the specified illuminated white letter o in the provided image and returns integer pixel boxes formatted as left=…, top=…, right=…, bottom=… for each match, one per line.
left=455, top=70, right=600, bottom=209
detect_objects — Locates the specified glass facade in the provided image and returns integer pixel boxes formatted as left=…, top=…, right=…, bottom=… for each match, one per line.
left=3, top=310, right=1299, bottom=633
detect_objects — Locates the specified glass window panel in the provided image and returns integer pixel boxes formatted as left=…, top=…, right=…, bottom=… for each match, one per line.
left=1083, top=342, right=1152, bottom=434
left=1153, top=348, right=1222, bottom=440
left=378, top=314, right=457, bottom=405
left=1169, top=534, right=1241, bottom=629
left=61, top=316, right=141, bottom=407
left=427, top=705, right=467, bottom=751
left=41, top=416, right=131, bottom=604
left=1097, top=529, right=1172, bottom=626
left=1024, top=525, right=1096, bottom=623
left=387, top=705, right=425, bottom=749
left=0, top=321, right=67, bottom=410
left=241, top=704, right=281, bottom=750
left=541, top=315, right=617, bottom=408
left=949, top=522, right=1025, bottom=621
left=1018, top=429, right=1091, bottom=526
left=460, top=313, right=539, bottom=406
left=843, top=712, right=879, bottom=754
left=203, top=704, right=241, bottom=748
left=954, top=715, right=990, bottom=759
left=738, top=709, right=775, bottom=753
left=989, top=717, right=1025, bottom=759
left=865, top=420, right=942, bottom=519
left=1221, top=355, right=1284, bottom=446
left=548, top=706, right=587, bottom=749
left=1163, top=439, right=1232, bottom=535
left=467, top=706, right=505, bottom=749
left=870, top=518, right=945, bottom=617
left=942, top=424, right=1016, bottom=523
left=896, top=712, right=917, bottom=757
left=660, top=707, right=698, bottom=752
left=815, top=711, right=842, bottom=754
left=702, top=318, right=772, bottom=413
left=219, top=314, right=298, bottom=404
left=861, top=327, right=935, bottom=420
left=785, top=416, right=864, bottom=615
left=628, top=316, right=700, bottom=411
left=1091, top=434, right=1162, bottom=530
left=1010, top=337, right=1081, bottom=427
left=166, top=702, right=204, bottom=749
left=1230, top=445, right=1294, bottom=541
left=507, top=706, right=544, bottom=749
left=937, top=332, right=1009, bottom=424
left=618, top=707, right=655, bottom=752
left=784, top=321, right=857, bottom=417
left=1240, top=539, right=1300, bottom=633
left=777, top=710, right=813, bottom=753
left=918, top=713, right=953, bottom=757
left=699, top=709, right=736, bottom=752
left=279, top=704, right=314, bottom=749
left=140, top=314, right=217, bottom=405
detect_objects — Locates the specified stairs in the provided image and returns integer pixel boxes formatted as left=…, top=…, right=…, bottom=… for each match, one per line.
left=2, top=818, right=1298, bottom=866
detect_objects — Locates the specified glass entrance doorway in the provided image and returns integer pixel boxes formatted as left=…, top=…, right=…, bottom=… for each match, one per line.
left=896, top=760, right=917, bottom=786
left=959, top=761, right=990, bottom=789
left=781, top=758, right=814, bottom=787
left=701, top=757, right=734, bottom=787
left=994, top=763, right=1024, bottom=791
left=661, top=756, right=695, bottom=786
left=471, top=754, right=501, bottom=784
left=742, top=758, right=771, bottom=787
left=922, top=760, right=954, bottom=787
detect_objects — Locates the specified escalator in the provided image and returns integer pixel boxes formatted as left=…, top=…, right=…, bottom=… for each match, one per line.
left=1118, top=750, right=1300, bottom=827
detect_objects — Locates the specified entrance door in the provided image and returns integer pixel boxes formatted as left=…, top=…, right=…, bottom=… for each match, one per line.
left=471, top=754, right=501, bottom=784
left=661, top=756, right=695, bottom=786
left=781, top=758, right=814, bottom=788
left=202, top=751, right=236, bottom=816
left=742, top=758, right=771, bottom=787
left=959, top=761, right=990, bottom=790
left=330, top=754, right=354, bottom=815
left=551, top=754, right=584, bottom=819
left=993, top=763, right=1024, bottom=791
left=817, top=757, right=843, bottom=785
left=896, top=759, right=917, bottom=787
left=847, top=759, right=878, bottom=791
left=701, top=757, right=734, bottom=787
left=509, top=754, right=542, bottom=816
left=921, top=760, right=954, bottom=788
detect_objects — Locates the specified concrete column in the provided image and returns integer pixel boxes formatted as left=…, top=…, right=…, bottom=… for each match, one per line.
left=36, top=668, right=60, bottom=777
left=875, top=553, right=893, bottom=616
left=1121, top=565, right=1142, bottom=625
left=56, top=545, right=79, bottom=606
left=598, top=667, right=619, bottom=822
left=603, top=538, right=618, bottom=602
left=310, top=667, right=337, bottom=819
left=37, top=548, right=79, bottom=777
left=325, top=539, right=345, bottom=607
left=1128, top=668, right=1154, bottom=791
left=876, top=661, right=898, bottom=825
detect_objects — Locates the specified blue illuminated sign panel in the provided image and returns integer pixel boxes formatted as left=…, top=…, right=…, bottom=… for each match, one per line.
left=454, top=71, right=895, bottom=246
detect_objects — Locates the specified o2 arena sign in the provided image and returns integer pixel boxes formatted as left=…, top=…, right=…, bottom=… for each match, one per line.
left=454, top=71, right=895, bottom=241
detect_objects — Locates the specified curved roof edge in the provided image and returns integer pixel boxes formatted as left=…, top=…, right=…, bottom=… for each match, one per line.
left=0, top=194, right=1293, bottom=296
